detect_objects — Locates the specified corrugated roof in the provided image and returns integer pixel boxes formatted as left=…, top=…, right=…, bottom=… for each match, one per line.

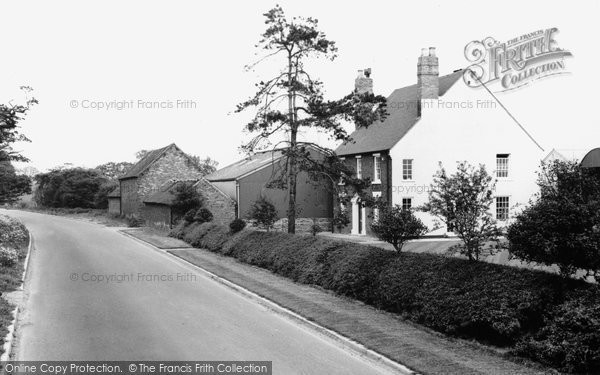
left=205, top=149, right=284, bottom=182
left=119, top=144, right=176, bottom=180
left=336, top=70, right=463, bottom=156
left=107, top=187, right=120, bottom=198
left=143, top=179, right=199, bottom=205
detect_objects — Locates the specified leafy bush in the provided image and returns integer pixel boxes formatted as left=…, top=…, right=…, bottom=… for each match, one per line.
left=168, top=221, right=187, bottom=240
left=182, top=222, right=217, bottom=248
left=508, top=161, right=600, bottom=280
left=370, top=206, right=427, bottom=252
left=512, top=287, right=600, bottom=373
left=0, top=247, right=18, bottom=267
left=126, top=215, right=144, bottom=228
left=0, top=215, right=29, bottom=250
left=34, top=168, right=108, bottom=208
left=247, top=196, right=278, bottom=231
left=310, top=223, right=322, bottom=236
left=183, top=209, right=197, bottom=224
left=171, top=183, right=203, bottom=219
left=229, top=219, right=246, bottom=233
left=193, top=208, right=213, bottom=224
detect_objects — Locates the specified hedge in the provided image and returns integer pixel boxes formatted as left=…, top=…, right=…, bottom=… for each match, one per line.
left=171, top=222, right=600, bottom=373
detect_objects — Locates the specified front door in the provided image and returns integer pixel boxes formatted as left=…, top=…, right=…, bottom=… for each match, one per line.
left=351, top=195, right=366, bottom=235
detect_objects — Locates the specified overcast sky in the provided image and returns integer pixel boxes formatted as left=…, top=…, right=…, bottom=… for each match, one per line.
left=1, top=0, right=598, bottom=172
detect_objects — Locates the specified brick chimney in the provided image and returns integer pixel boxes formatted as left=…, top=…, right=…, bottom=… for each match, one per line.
left=355, top=68, right=373, bottom=95
left=417, top=47, right=439, bottom=114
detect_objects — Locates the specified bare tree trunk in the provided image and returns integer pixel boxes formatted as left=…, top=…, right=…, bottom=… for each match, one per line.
left=287, top=52, right=297, bottom=234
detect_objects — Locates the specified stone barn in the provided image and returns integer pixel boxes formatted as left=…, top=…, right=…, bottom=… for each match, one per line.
left=119, top=143, right=203, bottom=217
left=141, top=178, right=237, bottom=229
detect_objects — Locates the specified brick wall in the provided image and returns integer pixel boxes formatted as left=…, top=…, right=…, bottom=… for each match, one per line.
left=335, top=151, right=391, bottom=235
left=195, top=179, right=236, bottom=225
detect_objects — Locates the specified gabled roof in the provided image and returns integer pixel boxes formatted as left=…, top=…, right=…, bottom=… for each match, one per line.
left=107, top=187, right=120, bottom=198
left=120, top=143, right=181, bottom=180
left=143, top=179, right=199, bottom=205
left=335, top=70, right=463, bottom=156
left=205, top=149, right=285, bottom=182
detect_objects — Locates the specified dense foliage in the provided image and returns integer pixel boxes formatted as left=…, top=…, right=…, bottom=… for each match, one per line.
left=171, top=183, right=204, bottom=219
left=0, top=162, right=32, bottom=205
left=370, top=205, right=427, bottom=252
left=229, top=218, right=246, bottom=233
left=423, top=162, right=501, bottom=261
left=171, top=223, right=600, bottom=373
left=247, top=196, right=278, bottom=231
left=34, top=168, right=108, bottom=208
left=508, top=160, right=600, bottom=280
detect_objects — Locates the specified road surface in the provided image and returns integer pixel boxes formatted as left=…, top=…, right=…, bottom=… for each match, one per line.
left=3, top=210, right=395, bottom=374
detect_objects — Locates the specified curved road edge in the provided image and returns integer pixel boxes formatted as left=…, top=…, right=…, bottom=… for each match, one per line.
left=118, top=229, right=417, bottom=375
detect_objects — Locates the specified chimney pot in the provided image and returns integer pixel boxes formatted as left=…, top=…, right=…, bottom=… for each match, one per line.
left=421, top=48, right=428, bottom=56
left=429, top=47, right=436, bottom=56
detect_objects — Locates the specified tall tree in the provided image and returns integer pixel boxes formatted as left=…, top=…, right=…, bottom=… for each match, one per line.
left=94, top=161, right=134, bottom=181
left=236, top=5, right=387, bottom=233
left=0, top=86, right=37, bottom=163
left=189, top=155, right=219, bottom=176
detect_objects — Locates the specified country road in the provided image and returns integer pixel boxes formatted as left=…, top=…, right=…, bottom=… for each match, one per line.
left=2, top=210, right=395, bottom=375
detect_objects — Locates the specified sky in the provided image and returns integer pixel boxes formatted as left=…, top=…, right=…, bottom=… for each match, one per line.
left=1, top=0, right=598, bottom=172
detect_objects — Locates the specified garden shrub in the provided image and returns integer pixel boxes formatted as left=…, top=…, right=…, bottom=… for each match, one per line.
left=512, top=286, right=600, bottom=373
left=126, top=215, right=144, bottom=228
left=0, top=247, right=18, bottom=267
left=193, top=208, right=213, bottom=224
left=174, top=223, right=597, bottom=371
left=0, top=215, right=29, bottom=250
left=229, top=219, right=246, bottom=234
left=168, top=221, right=187, bottom=240
left=183, top=209, right=197, bottom=224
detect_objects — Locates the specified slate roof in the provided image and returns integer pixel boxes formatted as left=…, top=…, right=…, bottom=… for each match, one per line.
left=205, top=150, right=285, bottom=182
left=143, top=179, right=199, bottom=205
left=107, top=187, right=120, bottom=198
left=120, top=143, right=176, bottom=180
left=335, top=70, right=464, bottom=156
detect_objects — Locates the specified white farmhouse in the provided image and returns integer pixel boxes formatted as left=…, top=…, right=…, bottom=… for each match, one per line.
left=335, top=47, right=546, bottom=236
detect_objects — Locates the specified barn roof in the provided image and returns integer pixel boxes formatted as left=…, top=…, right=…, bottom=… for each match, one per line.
left=205, top=150, right=284, bottom=182
left=120, top=143, right=184, bottom=180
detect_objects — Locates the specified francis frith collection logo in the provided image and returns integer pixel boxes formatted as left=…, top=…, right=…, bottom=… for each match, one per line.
left=463, top=28, right=572, bottom=91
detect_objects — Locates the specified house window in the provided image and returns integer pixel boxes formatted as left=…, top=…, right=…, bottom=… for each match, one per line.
left=497, top=154, right=509, bottom=178
left=373, top=155, right=381, bottom=183
left=402, top=197, right=412, bottom=210
left=356, top=157, right=362, bottom=178
left=496, top=196, right=510, bottom=220
left=402, top=159, right=413, bottom=180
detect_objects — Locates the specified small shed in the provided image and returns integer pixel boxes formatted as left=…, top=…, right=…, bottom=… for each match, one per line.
left=107, top=187, right=121, bottom=215
left=142, top=180, right=197, bottom=229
